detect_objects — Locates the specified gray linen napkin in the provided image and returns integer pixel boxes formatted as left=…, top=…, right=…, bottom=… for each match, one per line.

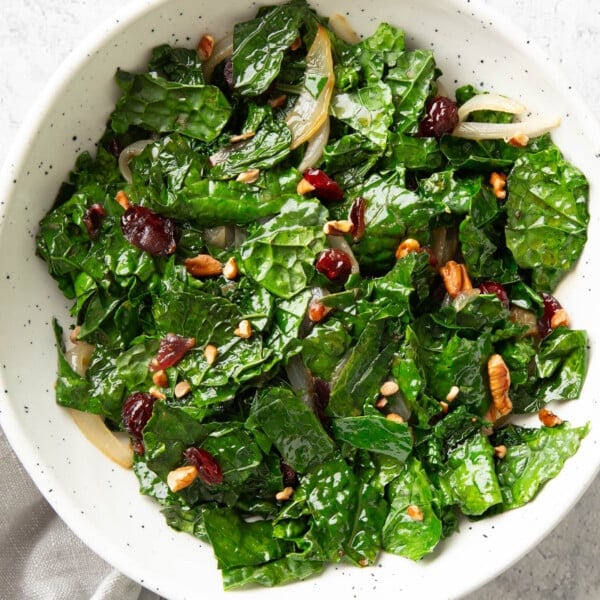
left=0, top=429, right=160, bottom=600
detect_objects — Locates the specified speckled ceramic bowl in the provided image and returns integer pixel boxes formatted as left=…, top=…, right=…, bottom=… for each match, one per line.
left=1, top=1, right=599, bottom=598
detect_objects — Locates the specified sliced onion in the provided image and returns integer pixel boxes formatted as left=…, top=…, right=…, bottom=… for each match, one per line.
left=453, top=288, right=481, bottom=311
left=457, top=93, right=526, bottom=122
left=65, top=340, right=132, bottom=468
left=201, top=34, right=233, bottom=82
left=328, top=14, right=361, bottom=44
left=430, top=226, right=458, bottom=267
left=285, top=25, right=335, bottom=150
left=203, top=225, right=231, bottom=248
left=285, top=355, right=316, bottom=410
left=298, top=117, right=330, bottom=172
left=299, top=286, right=330, bottom=337
left=327, top=235, right=360, bottom=274
left=452, top=114, right=561, bottom=141
left=65, top=340, right=95, bottom=377
left=68, top=409, right=133, bottom=469
left=510, top=306, right=538, bottom=336
left=118, top=139, right=154, bottom=183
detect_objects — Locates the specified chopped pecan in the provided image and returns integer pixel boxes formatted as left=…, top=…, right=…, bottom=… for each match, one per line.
left=275, top=486, right=295, bottom=502
left=204, top=344, right=218, bottom=365
left=167, top=465, right=198, bottom=492
left=236, top=168, right=260, bottom=184
left=507, top=132, right=529, bottom=147
left=115, top=190, right=131, bottom=210
left=439, top=260, right=473, bottom=298
left=486, top=353, right=512, bottom=422
left=184, top=254, right=223, bottom=277
left=379, top=380, right=399, bottom=397
left=222, top=257, right=239, bottom=280
left=407, top=505, right=424, bottom=521
left=489, top=172, right=507, bottom=200
left=323, top=219, right=354, bottom=236
left=539, top=408, right=563, bottom=428
left=550, top=308, right=570, bottom=329
left=197, top=34, right=215, bottom=61
left=174, top=380, right=191, bottom=399
left=234, top=319, right=252, bottom=339
left=395, top=238, right=421, bottom=260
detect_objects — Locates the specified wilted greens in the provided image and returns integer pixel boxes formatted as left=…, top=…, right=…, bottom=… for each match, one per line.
left=37, top=0, right=590, bottom=590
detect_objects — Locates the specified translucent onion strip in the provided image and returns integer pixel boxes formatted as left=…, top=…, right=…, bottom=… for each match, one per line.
left=118, top=139, right=154, bottom=183
left=297, top=117, right=330, bottom=172
left=328, top=13, right=361, bottom=44
left=452, top=113, right=561, bottom=141
left=457, top=93, right=526, bottom=122
left=201, top=34, right=233, bottom=82
left=285, top=25, right=335, bottom=149
left=65, top=339, right=133, bottom=469
left=68, top=409, right=134, bottom=469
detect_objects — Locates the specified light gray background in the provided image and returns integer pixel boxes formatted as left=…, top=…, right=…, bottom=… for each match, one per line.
left=1, top=1, right=598, bottom=598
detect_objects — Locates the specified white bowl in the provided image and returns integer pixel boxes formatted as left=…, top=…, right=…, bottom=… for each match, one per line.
left=1, top=1, right=599, bottom=599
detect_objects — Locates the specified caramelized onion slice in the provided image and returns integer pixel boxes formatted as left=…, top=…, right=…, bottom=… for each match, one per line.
left=452, top=114, right=561, bottom=141
left=285, top=25, right=335, bottom=149
left=298, top=117, right=330, bottom=172
left=118, top=139, right=154, bottom=183
left=68, top=409, right=133, bottom=469
left=457, top=93, right=526, bottom=122
left=328, top=13, right=361, bottom=44
left=65, top=339, right=132, bottom=469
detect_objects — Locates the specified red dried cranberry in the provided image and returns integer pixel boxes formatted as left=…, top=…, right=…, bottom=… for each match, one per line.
left=121, top=205, right=176, bottom=256
left=315, top=248, right=353, bottom=284
left=303, top=168, right=344, bottom=201
left=349, top=197, right=366, bottom=241
left=280, top=462, right=298, bottom=488
left=83, top=204, right=106, bottom=239
left=122, top=392, right=156, bottom=454
left=538, top=292, right=563, bottom=338
left=183, top=447, right=224, bottom=485
left=478, top=281, right=510, bottom=309
left=418, top=96, right=459, bottom=139
left=149, top=333, right=196, bottom=372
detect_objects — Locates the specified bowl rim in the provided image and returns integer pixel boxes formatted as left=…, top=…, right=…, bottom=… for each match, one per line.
left=1, top=0, right=599, bottom=598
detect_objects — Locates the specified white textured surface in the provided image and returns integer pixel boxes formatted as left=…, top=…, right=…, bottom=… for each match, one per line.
left=0, top=0, right=598, bottom=598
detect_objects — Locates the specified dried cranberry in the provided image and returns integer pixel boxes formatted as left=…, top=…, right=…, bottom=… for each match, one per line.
left=349, top=197, right=366, bottom=241
left=149, top=333, right=196, bottom=372
left=280, top=462, right=298, bottom=488
left=121, top=205, right=176, bottom=256
left=83, top=203, right=106, bottom=239
left=183, top=446, right=224, bottom=485
left=538, top=292, right=562, bottom=338
left=122, top=392, right=156, bottom=454
left=315, top=248, right=353, bottom=284
left=418, top=96, right=459, bottom=139
left=303, top=168, right=344, bottom=201
left=478, top=281, right=510, bottom=309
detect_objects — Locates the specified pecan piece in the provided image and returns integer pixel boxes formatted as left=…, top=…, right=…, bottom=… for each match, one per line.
left=439, top=260, right=473, bottom=298
left=395, top=238, right=420, bottom=260
left=539, top=408, right=563, bottom=428
left=184, top=254, right=223, bottom=277
left=167, top=465, right=198, bottom=492
left=486, top=353, right=512, bottom=422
